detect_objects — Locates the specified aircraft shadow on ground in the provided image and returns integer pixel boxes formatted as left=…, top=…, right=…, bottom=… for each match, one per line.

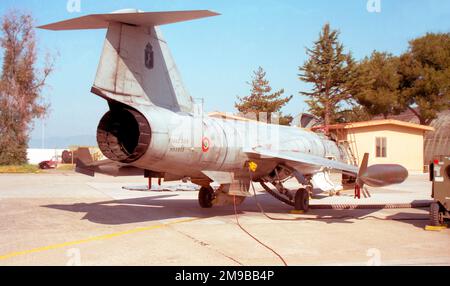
left=42, top=192, right=429, bottom=228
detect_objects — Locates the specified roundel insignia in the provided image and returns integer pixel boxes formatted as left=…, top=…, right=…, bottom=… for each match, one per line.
left=202, top=137, right=210, bottom=153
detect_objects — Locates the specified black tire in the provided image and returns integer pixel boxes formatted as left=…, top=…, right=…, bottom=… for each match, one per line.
left=430, top=202, right=442, bottom=226
left=294, top=188, right=309, bottom=212
left=198, top=186, right=215, bottom=208
left=39, top=162, right=49, bottom=169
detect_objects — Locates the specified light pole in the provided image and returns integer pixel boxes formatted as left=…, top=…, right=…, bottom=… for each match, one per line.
left=41, top=118, right=45, bottom=149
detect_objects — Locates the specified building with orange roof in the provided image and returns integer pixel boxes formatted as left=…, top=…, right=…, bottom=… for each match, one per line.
left=312, top=119, right=435, bottom=172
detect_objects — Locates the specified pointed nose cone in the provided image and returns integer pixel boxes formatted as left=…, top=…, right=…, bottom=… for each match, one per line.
left=360, top=164, right=408, bottom=187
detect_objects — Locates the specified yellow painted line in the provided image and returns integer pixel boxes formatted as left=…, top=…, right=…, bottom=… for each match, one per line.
left=0, top=217, right=199, bottom=261
left=289, top=210, right=305, bottom=214
left=425, top=225, right=448, bottom=231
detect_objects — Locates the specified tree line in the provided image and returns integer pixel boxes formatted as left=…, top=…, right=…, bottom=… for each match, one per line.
left=0, top=11, right=53, bottom=165
left=236, top=23, right=450, bottom=127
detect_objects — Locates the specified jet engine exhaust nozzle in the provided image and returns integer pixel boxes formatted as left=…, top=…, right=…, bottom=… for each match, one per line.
left=96, top=108, right=151, bottom=163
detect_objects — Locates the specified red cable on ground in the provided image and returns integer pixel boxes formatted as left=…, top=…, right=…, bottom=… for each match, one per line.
left=231, top=170, right=429, bottom=266
left=232, top=195, right=288, bottom=266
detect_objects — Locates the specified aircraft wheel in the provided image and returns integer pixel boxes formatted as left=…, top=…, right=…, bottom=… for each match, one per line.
left=430, top=202, right=443, bottom=226
left=199, top=186, right=215, bottom=208
left=294, top=188, right=309, bottom=212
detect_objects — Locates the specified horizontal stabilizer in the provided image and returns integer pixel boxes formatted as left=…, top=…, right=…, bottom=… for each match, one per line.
left=75, top=148, right=95, bottom=176
left=37, top=10, right=220, bottom=30
left=75, top=150, right=145, bottom=177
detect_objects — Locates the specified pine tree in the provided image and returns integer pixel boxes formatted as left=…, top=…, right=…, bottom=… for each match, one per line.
left=336, top=105, right=372, bottom=123
left=235, top=67, right=293, bottom=125
left=398, top=33, right=450, bottom=125
left=299, top=23, right=355, bottom=127
left=351, top=51, right=404, bottom=118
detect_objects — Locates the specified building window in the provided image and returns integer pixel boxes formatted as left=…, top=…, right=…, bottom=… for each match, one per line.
left=375, top=137, right=387, bottom=158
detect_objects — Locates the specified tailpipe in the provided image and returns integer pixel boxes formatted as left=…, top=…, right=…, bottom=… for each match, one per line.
left=97, top=107, right=151, bottom=163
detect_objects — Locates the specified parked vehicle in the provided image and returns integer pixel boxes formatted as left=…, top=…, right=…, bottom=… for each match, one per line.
left=38, top=157, right=58, bottom=169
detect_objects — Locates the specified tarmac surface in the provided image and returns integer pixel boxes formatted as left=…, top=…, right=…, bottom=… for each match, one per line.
left=0, top=171, right=449, bottom=266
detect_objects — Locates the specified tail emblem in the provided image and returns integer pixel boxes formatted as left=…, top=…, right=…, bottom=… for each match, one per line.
left=145, top=43, right=154, bottom=69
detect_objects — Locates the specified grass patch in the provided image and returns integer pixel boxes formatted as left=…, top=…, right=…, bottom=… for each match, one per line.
left=0, top=164, right=40, bottom=174
left=56, top=164, right=75, bottom=171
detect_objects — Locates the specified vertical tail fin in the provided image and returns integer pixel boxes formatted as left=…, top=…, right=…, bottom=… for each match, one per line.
left=92, top=23, right=194, bottom=112
left=38, top=10, right=220, bottom=113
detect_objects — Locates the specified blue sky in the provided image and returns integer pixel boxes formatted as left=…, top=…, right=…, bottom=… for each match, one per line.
left=0, top=0, right=449, bottom=144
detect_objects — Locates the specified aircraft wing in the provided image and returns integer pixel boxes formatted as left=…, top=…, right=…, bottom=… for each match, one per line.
left=244, top=147, right=358, bottom=175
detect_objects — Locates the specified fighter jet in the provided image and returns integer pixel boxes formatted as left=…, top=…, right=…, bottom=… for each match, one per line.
left=38, top=9, right=408, bottom=211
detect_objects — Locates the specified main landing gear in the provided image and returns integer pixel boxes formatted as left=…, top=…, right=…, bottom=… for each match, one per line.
left=198, top=185, right=248, bottom=208
left=198, top=186, right=215, bottom=208
left=294, top=188, right=309, bottom=212
left=260, top=182, right=312, bottom=212
left=198, top=165, right=312, bottom=212
left=260, top=165, right=312, bottom=212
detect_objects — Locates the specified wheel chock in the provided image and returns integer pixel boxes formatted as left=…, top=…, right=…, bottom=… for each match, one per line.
left=425, top=225, right=448, bottom=231
left=289, top=210, right=305, bottom=214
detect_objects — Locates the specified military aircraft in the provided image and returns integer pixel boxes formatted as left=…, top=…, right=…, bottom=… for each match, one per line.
left=38, top=9, right=408, bottom=211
